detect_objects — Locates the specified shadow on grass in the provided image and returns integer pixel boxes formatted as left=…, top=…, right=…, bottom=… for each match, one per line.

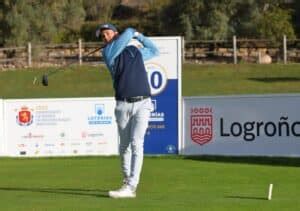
left=0, top=187, right=109, bottom=198
left=225, top=195, right=267, bottom=201
left=184, top=155, right=300, bottom=167
left=248, top=77, right=300, bottom=82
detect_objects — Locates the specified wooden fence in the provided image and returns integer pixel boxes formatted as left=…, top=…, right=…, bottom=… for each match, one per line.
left=0, top=36, right=300, bottom=69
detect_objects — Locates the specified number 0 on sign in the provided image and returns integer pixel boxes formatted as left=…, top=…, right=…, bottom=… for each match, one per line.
left=146, top=63, right=168, bottom=96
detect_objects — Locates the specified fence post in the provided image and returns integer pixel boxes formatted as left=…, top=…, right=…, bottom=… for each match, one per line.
left=283, top=35, right=287, bottom=64
left=258, top=51, right=262, bottom=64
left=233, top=35, right=237, bottom=64
left=78, top=39, right=82, bottom=65
left=27, top=42, right=32, bottom=67
left=182, top=36, right=185, bottom=63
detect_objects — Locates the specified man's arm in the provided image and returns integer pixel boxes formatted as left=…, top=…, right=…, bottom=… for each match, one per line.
left=103, top=28, right=136, bottom=69
left=134, top=33, right=159, bottom=61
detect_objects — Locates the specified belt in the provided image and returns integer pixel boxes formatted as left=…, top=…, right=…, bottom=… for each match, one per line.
left=116, top=96, right=149, bottom=103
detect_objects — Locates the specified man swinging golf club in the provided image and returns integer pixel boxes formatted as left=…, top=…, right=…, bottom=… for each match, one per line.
left=96, top=23, right=159, bottom=198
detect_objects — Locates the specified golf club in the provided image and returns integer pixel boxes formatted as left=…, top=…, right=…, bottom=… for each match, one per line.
left=33, top=45, right=105, bottom=86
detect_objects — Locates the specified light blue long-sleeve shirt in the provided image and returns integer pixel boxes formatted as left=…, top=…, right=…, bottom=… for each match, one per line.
left=102, top=28, right=159, bottom=78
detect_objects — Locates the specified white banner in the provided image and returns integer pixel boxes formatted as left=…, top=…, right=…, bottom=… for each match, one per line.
left=4, top=97, right=118, bottom=157
left=0, top=99, right=4, bottom=156
left=183, top=94, right=300, bottom=156
left=148, top=37, right=180, bottom=79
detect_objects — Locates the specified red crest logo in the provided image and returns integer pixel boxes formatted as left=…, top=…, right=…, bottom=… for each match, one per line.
left=16, top=106, right=33, bottom=126
left=190, top=107, right=213, bottom=145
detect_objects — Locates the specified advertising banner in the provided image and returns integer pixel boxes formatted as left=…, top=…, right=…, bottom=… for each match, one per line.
left=144, top=37, right=182, bottom=154
left=4, top=98, right=118, bottom=157
left=183, top=95, right=300, bottom=156
left=0, top=99, right=4, bottom=156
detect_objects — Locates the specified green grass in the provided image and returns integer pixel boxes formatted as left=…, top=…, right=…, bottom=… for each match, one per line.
left=0, top=65, right=114, bottom=99
left=182, top=63, right=300, bottom=96
left=0, top=63, right=300, bottom=98
left=0, top=156, right=300, bottom=211
left=1, top=64, right=300, bottom=210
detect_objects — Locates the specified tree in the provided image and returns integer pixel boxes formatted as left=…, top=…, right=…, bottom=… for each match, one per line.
left=160, top=0, right=295, bottom=41
left=83, top=0, right=120, bottom=22
left=196, top=1, right=233, bottom=40
left=2, top=0, right=86, bottom=46
left=160, top=0, right=204, bottom=38
left=179, top=14, right=193, bottom=40
left=0, top=1, right=10, bottom=46
left=60, top=0, right=86, bottom=42
left=0, top=0, right=297, bottom=45
left=256, top=4, right=295, bottom=41
left=230, top=0, right=295, bottom=40
left=292, top=1, right=300, bottom=37
left=229, top=0, right=261, bottom=38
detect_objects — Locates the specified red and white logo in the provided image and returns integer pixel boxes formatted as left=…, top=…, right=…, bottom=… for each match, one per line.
left=190, top=107, right=213, bottom=145
left=16, top=106, right=33, bottom=126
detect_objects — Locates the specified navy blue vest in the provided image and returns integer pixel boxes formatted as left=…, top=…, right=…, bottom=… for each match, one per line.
left=113, top=45, right=151, bottom=99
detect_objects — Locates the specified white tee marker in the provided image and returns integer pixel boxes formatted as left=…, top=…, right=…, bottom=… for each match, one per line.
left=268, top=184, right=273, bottom=200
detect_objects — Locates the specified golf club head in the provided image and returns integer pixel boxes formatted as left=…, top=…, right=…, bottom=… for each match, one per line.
left=42, top=74, right=48, bottom=86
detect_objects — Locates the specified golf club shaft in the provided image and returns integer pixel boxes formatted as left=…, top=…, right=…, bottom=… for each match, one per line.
left=47, top=45, right=104, bottom=76
left=33, top=45, right=105, bottom=85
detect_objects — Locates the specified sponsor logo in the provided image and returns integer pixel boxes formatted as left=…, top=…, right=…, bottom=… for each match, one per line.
left=166, top=145, right=176, bottom=153
left=17, top=144, right=26, bottom=148
left=22, top=132, right=44, bottom=139
left=150, top=100, right=165, bottom=122
left=97, top=140, right=107, bottom=145
left=189, top=107, right=300, bottom=143
left=35, top=109, right=70, bottom=126
left=220, top=116, right=300, bottom=141
left=95, top=104, right=104, bottom=115
left=16, top=106, right=33, bottom=126
left=190, top=107, right=213, bottom=145
left=81, top=131, right=87, bottom=138
left=44, top=143, right=55, bottom=147
left=148, top=100, right=166, bottom=135
left=60, top=132, right=66, bottom=138
left=81, top=131, right=104, bottom=138
left=88, top=104, right=112, bottom=125
left=19, top=151, right=26, bottom=155
left=85, top=142, right=93, bottom=146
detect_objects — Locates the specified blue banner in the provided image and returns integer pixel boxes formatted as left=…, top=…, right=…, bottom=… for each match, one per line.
left=145, top=80, right=178, bottom=154
left=144, top=37, right=181, bottom=154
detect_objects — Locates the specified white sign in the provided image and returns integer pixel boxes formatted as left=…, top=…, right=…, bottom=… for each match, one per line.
left=0, top=99, right=4, bottom=156
left=183, top=94, right=300, bottom=156
left=4, top=98, right=118, bottom=157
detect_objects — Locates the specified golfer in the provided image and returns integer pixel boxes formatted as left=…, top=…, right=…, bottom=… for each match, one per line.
left=96, top=23, right=159, bottom=198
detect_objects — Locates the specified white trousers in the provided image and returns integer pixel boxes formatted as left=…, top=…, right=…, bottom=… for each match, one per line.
left=114, top=98, right=153, bottom=188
